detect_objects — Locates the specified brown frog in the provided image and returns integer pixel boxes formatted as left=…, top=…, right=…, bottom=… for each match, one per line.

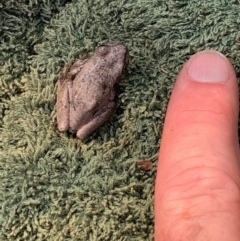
left=57, top=43, right=129, bottom=140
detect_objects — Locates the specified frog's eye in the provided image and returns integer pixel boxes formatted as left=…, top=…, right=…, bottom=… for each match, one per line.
left=97, top=46, right=110, bottom=56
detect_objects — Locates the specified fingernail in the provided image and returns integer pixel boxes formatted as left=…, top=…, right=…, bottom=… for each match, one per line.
left=187, top=50, right=230, bottom=83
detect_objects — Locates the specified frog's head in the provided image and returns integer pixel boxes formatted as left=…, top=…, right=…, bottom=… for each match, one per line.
left=95, top=43, right=129, bottom=81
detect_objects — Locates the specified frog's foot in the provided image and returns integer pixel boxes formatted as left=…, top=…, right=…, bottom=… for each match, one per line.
left=76, top=101, right=118, bottom=140
left=70, top=56, right=89, bottom=75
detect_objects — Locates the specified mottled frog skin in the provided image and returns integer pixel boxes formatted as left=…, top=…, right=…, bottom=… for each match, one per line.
left=57, top=43, right=129, bottom=140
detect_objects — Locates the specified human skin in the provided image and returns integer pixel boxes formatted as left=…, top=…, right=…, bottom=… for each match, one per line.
left=154, top=51, right=240, bottom=241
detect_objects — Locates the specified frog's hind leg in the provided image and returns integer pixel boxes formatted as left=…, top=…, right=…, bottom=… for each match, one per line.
left=76, top=101, right=117, bottom=140
left=57, top=79, right=71, bottom=132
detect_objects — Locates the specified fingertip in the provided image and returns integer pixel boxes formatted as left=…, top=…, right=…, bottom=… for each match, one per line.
left=177, top=50, right=237, bottom=88
left=170, top=50, right=238, bottom=118
left=187, top=50, right=231, bottom=83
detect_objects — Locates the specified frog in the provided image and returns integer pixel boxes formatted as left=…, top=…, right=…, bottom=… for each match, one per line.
left=57, top=43, right=129, bottom=141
